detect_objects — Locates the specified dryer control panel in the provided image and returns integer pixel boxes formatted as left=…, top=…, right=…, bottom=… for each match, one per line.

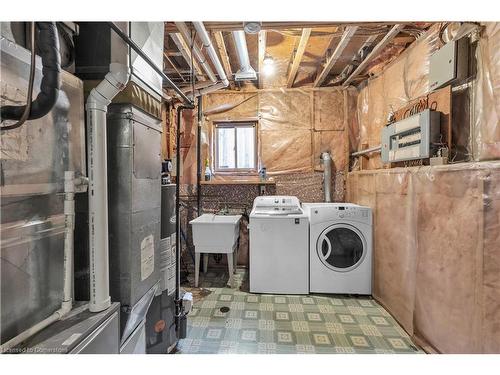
left=304, top=203, right=372, bottom=225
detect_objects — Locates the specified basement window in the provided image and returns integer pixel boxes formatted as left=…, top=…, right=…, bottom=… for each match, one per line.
left=214, top=122, right=257, bottom=173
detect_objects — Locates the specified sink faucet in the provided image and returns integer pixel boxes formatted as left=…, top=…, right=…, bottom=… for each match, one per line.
left=218, top=204, right=229, bottom=215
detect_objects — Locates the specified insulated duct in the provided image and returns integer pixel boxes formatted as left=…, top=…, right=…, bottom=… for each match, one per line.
left=0, top=22, right=61, bottom=126
left=175, top=22, right=217, bottom=83
left=232, top=30, right=257, bottom=81
left=191, top=22, right=229, bottom=95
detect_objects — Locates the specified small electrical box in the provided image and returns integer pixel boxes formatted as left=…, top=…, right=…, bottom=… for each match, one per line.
left=381, top=109, right=441, bottom=163
left=429, top=37, right=469, bottom=91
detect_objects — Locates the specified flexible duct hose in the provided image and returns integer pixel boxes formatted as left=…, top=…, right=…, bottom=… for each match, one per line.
left=1, top=22, right=61, bottom=124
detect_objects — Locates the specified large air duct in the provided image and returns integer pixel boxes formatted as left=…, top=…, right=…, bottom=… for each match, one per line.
left=175, top=22, right=217, bottom=83
left=1, top=22, right=61, bottom=130
left=232, top=30, right=257, bottom=81
left=191, top=22, right=229, bottom=95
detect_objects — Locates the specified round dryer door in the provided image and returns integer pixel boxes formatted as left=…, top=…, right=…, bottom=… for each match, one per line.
left=317, top=224, right=366, bottom=272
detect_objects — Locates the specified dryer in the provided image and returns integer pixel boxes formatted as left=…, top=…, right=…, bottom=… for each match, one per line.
left=303, top=203, right=372, bottom=295
left=249, top=196, right=309, bottom=294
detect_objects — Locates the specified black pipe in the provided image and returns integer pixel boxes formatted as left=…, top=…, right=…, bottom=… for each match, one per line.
left=1, top=22, right=61, bottom=123
left=196, top=96, right=202, bottom=215
left=107, top=22, right=193, bottom=106
left=174, top=104, right=194, bottom=332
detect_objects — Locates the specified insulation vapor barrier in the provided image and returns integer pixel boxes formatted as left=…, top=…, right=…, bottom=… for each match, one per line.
left=347, top=162, right=500, bottom=354
left=352, top=23, right=500, bottom=168
left=201, top=88, right=350, bottom=177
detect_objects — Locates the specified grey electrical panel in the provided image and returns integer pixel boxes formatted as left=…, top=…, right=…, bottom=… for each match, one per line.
left=381, top=109, right=441, bottom=163
left=429, top=37, right=469, bottom=91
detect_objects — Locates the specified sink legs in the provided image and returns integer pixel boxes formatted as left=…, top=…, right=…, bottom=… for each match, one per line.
left=195, top=253, right=201, bottom=288
left=194, top=251, right=236, bottom=288
left=227, top=253, right=234, bottom=287
left=203, top=253, right=209, bottom=273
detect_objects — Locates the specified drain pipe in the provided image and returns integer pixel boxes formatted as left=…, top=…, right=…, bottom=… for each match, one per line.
left=87, top=62, right=130, bottom=312
left=175, top=104, right=194, bottom=336
left=196, top=96, right=202, bottom=215
left=321, top=152, right=332, bottom=203
left=0, top=172, right=80, bottom=352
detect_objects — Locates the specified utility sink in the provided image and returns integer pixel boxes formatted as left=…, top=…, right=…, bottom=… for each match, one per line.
left=189, top=214, right=242, bottom=254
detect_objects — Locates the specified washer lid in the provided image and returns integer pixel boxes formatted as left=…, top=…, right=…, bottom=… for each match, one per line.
left=317, top=223, right=367, bottom=272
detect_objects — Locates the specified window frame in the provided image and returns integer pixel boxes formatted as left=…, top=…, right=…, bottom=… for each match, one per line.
left=213, top=121, right=258, bottom=174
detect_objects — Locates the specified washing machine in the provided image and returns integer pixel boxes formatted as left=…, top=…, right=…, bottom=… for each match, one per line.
left=303, top=203, right=372, bottom=295
left=249, top=196, right=309, bottom=294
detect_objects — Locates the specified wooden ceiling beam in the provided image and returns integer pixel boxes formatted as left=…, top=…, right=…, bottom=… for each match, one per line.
left=163, top=51, right=186, bottom=82
left=170, top=33, right=205, bottom=81
left=286, top=28, right=311, bottom=88
left=313, top=26, right=359, bottom=87
left=258, top=30, right=267, bottom=89
left=165, top=22, right=405, bottom=33
left=213, top=31, right=235, bottom=89
left=343, top=24, right=404, bottom=86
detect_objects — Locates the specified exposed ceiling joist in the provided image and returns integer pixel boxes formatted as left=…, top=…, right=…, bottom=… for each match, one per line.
left=170, top=33, right=205, bottom=81
left=258, top=30, right=267, bottom=89
left=213, top=31, right=235, bottom=89
left=343, top=24, right=405, bottom=86
left=286, top=28, right=312, bottom=88
left=163, top=51, right=186, bottom=82
left=313, top=26, right=359, bottom=87
left=166, top=22, right=405, bottom=33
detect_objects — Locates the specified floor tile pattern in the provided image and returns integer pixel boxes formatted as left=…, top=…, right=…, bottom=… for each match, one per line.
left=178, top=269, right=421, bottom=354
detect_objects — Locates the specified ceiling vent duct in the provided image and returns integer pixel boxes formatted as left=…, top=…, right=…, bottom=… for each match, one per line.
left=232, top=30, right=257, bottom=81
left=243, top=22, right=262, bottom=34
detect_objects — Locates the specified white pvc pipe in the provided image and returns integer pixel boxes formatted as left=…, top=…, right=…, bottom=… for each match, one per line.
left=232, top=30, right=256, bottom=77
left=86, top=62, right=130, bottom=313
left=192, top=22, right=229, bottom=88
left=63, top=171, right=75, bottom=308
left=0, top=171, right=77, bottom=353
left=175, top=22, right=217, bottom=83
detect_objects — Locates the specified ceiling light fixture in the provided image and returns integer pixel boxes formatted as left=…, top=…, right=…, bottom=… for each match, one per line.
left=262, top=55, right=275, bottom=76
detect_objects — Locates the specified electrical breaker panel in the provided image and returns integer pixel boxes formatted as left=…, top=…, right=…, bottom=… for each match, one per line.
left=381, top=109, right=441, bottom=163
left=429, top=37, right=469, bottom=91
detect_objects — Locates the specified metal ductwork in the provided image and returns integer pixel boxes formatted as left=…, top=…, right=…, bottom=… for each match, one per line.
left=232, top=30, right=257, bottom=81
left=321, top=152, right=332, bottom=203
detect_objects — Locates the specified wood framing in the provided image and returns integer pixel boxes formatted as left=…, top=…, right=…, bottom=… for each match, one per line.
left=170, top=33, right=205, bottom=81
left=286, top=28, right=311, bottom=88
left=313, top=26, right=359, bottom=87
left=213, top=31, right=235, bottom=89
left=343, top=24, right=404, bottom=86
left=163, top=51, right=186, bottom=82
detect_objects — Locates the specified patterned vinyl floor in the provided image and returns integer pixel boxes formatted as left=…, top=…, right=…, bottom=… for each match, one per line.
left=177, top=268, right=421, bottom=354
